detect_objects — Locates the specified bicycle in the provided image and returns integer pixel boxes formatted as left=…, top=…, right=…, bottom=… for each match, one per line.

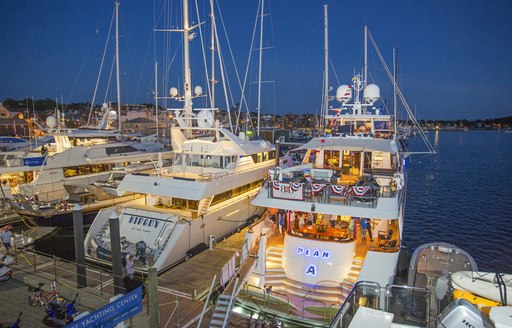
left=27, top=281, right=65, bottom=307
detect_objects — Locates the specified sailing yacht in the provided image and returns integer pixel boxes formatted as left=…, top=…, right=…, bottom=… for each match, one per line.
left=83, top=0, right=275, bottom=273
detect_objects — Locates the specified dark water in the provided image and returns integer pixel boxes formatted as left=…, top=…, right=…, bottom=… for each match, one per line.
left=36, top=130, right=512, bottom=273
left=404, top=130, right=512, bottom=273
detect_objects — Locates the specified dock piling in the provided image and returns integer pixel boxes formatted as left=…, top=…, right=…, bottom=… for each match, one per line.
left=109, top=211, right=124, bottom=295
left=148, top=267, right=159, bottom=328
left=73, top=204, right=87, bottom=288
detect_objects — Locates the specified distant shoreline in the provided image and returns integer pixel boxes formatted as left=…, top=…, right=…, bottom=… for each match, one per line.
left=425, top=128, right=510, bottom=131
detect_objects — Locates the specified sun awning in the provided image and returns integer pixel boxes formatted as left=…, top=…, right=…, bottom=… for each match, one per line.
left=292, top=137, right=399, bottom=153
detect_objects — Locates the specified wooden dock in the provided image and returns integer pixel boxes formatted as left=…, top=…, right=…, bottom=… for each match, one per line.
left=1, top=225, right=251, bottom=327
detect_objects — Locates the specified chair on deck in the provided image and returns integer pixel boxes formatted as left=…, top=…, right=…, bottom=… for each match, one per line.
left=380, top=239, right=397, bottom=250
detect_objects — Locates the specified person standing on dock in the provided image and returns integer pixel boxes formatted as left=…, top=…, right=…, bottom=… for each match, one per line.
left=0, top=225, right=13, bottom=253
left=125, top=254, right=134, bottom=280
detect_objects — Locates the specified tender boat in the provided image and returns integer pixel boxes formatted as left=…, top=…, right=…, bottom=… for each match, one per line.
left=0, top=136, right=31, bottom=152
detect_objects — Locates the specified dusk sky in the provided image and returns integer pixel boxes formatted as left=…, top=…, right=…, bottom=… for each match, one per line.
left=1, top=0, right=511, bottom=120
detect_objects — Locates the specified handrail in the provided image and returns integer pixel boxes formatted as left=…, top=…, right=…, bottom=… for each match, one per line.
left=495, top=272, right=507, bottom=305
left=330, top=281, right=381, bottom=325
left=301, top=298, right=328, bottom=321
left=268, top=290, right=291, bottom=314
left=153, top=160, right=273, bottom=182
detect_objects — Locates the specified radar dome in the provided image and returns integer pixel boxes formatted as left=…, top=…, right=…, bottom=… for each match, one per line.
left=107, top=110, right=118, bottom=120
left=336, top=85, right=352, bottom=104
left=363, top=84, right=380, bottom=105
left=197, top=110, right=214, bottom=128
left=170, top=87, right=179, bottom=97
left=46, top=116, right=57, bottom=128
left=194, top=86, right=203, bottom=96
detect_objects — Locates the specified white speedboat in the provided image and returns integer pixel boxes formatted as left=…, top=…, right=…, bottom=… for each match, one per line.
left=326, top=242, right=511, bottom=328
left=83, top=0, right=276, bottom=274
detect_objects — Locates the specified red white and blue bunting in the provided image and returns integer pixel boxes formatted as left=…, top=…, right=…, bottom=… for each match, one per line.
left=311, top=183, right=326, bottom=194
left=351, top=186, right=371, bottom=196
left=330, top=185, right=348, bottom=195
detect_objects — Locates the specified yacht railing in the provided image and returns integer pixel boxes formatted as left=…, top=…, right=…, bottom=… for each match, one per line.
left=301, top=298, right=329, bottom=323
left=241, top=284, right=292, bottom=315
left=329, top=281, right=430, bottom=327
left=134, top=160, right=273, bottom=182
left=264, top=178, right=396, bottom=208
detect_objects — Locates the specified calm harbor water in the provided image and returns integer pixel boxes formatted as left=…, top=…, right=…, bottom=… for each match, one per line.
left=36, top=130, right=512, bottom=273
left=404, top=130, right=512, bottom=273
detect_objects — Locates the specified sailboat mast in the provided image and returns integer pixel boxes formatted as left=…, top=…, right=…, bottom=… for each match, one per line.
left=155, top=61, right=159, bottom=139
left=393, top=46, right=398, bottom=139
left=257, top=0, right=265, bottom=136
left=183, top=0, right=192, bottom=128
left=115, top=1, right=122, bottom=131
left=210, top=0, right=216, bottom=109
left=364, top=25, right=368, bottom=89
left=323, top=4, right=329, bottom=128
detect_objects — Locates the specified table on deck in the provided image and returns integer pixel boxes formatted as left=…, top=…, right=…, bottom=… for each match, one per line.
left=299, top=226, right=348, bottom=240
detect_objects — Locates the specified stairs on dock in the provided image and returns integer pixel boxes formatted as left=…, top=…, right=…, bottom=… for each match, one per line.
left=208, top=294, right=235, bottom=328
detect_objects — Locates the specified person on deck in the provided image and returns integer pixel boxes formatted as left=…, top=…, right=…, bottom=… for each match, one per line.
left=277, top=209, right=285, bottom=234
left=367, top=219, right=373, bottom=242
left=297, top=212, right=306, bottom=229
left=360, top=218, right=369, bottom=243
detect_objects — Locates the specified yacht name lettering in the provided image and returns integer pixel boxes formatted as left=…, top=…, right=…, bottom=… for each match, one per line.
left=305, top=264, right=317, bottom=276
left=296, top=247, right=330, bottom=259
left=128, top=216, right=160, bottom=228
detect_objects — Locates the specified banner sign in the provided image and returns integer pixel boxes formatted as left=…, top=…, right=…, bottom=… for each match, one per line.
left=23, top=156, right=46, bottom=167
left=272, top=181, right=304, bottom=200
left=66, top=287, right=143, bottom=328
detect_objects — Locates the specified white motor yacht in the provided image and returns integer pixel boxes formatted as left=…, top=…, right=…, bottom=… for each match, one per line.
left=83, top=0, right=276, bottom=274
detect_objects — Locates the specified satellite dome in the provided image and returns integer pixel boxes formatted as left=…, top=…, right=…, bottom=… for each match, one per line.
left=336, top=85, right=352, bottom=104
left=46, top=116, right=57, bottom=128
left=107, top=110, right=118, bottom=120
left=197, top=110, right=214, bottom=128
left=170, top=87, right=179, bottom=97
left=363, top=84, right=380, bottom=105
left=194, top=86, right=203, bottom=96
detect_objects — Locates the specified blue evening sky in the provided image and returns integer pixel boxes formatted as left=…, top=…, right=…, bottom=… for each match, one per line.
left=1, top=0, right=511, bottom=120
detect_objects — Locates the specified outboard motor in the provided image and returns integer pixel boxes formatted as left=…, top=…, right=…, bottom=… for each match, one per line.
left=437, top=298, right=494, bottom=328
left=135, top=240, right=147, bottom=265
